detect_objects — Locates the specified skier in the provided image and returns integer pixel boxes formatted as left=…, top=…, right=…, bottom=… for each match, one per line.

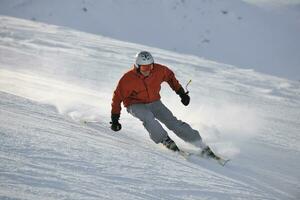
left=110, top=51, right=216, bottom=157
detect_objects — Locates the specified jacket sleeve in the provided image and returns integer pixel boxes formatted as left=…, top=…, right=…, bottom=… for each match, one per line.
left=111, top=79, right=124, bottom=115
left=163, top=66, right=182, bottom=93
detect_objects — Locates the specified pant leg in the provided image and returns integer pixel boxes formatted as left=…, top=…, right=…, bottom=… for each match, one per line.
left=127, top=103, right=168, bottom=144
left=149, top=100, right=206, bottom=148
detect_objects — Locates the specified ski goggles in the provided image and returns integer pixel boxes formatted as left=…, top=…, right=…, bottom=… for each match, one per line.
left=139, top=64, right=153, bottom=72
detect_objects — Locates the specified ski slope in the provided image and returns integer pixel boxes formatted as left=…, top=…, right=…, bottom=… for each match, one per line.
left=0, top=0, right=300, bottom=80
left=0, top=16, right=300, bottom=199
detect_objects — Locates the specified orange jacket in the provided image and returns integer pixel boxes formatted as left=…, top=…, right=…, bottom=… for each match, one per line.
left=111, top=63, right=182, bottom=114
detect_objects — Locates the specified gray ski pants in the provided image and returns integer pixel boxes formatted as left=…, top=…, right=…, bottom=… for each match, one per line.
left=127, top=100, right=203, bottom=144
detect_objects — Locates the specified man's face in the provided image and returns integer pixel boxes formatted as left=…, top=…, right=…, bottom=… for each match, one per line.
left=140, top=64, right=153, bottom=76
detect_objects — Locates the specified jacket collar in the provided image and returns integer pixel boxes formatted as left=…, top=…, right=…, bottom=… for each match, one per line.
left=132, top=64, right=154, bottom=78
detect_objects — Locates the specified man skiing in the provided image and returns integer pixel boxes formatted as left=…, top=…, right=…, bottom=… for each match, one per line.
left=110, top=51, right=216, bottom=157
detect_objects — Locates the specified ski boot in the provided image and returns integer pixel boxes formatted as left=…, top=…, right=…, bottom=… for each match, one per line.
left=162, top=136, right=180, bottom=152
left=201, top=146, right=217, bottom=159
left=201, top=146, right=230, bottom=166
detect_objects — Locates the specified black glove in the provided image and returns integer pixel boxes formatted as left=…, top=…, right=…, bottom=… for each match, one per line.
left=176, top=87, right=190, bottom=106
left=110, top=114, right=122, bottom=132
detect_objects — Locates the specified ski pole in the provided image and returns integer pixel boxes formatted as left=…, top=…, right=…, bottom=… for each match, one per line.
left=185, top=79, right=192, bottom=94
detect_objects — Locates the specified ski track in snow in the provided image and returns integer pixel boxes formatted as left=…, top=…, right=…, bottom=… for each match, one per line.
left=0, top=92, right=290, bottom=200
left=0, top=16, right=300, bottom=200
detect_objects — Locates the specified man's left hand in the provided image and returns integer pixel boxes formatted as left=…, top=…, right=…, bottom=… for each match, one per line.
left=180, top=92, right=190, bottom=106
left=176, top=87, right=190, bottom=106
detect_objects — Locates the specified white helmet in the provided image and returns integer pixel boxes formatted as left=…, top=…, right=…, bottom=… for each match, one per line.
left=135, top=51, right=154, bottom=67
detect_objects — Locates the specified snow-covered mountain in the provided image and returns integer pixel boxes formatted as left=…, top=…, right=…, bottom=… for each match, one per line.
left=0, top=0, right=299, bottom=80
left=1, top=16, right=300, bottom=199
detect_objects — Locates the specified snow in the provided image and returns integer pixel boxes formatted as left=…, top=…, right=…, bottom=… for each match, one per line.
left=0, top=0, right=299, bottom=80
left=243, top=0, right=300, bottom=8
left=1, top=16, right=300, bottom=199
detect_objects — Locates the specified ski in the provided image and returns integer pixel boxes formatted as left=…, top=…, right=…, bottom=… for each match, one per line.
left=214, top=155, right=230, bottom=166
left=178, top=150, right=230, bottom=166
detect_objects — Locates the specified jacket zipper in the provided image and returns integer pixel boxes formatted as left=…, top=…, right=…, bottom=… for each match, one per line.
left=142, top=78, right=150, bottom=101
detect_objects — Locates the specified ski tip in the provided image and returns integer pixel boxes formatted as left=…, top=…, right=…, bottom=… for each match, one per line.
left=218, top=159, right=230, bottom=166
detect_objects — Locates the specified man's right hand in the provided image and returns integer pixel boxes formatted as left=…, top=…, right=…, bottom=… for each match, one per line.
left=110, top=114, right=122, bottom=132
